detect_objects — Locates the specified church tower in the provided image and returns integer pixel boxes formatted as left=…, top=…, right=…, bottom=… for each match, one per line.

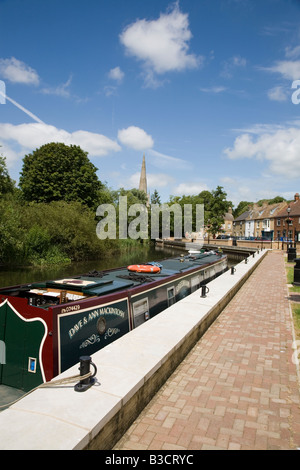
left=139, top=154, right=150, bottom=206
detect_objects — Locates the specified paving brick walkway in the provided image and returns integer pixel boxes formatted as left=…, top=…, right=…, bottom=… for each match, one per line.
left=114, top=251, right=300, bottom=450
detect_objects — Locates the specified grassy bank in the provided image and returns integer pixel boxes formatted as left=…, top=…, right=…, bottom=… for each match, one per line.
left=285, top=257, right=300, bottom=361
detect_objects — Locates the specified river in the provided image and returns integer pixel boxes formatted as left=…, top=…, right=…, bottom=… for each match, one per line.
left=0, top=244, right=185, bottom=289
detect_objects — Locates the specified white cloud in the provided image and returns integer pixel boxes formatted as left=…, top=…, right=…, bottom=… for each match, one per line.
left=128, top=171, right=174, bottom=189
left=232, top=123, right=285, bottom=135
left=40, top=76, right=72, bottom=98
left=118, top=126, right=154, bottom=150
left=149, top=149, right=189, bottom=170
left=104, top=86, right=118, bottom=97
left=220, top=174, right=292, bottom=207
left=200, top=86, right=227, bottom=94
left=232, top=56, right=247, bottom=67
left=108, top=66, right=124, bottom=83
left=263, top=60, right=300, bottom=80
left=0, top=122, right=121, bottom=160
left=0, top=57, right=40, bottom=85
left=267, top=86, right=288, bottom=101
left=0, top=142, right=19, bottom=167
left=285, top=45, right=300, bottom=59
left=119, top=3, right=201, bottom=86
left=224, top=124, right=300, bottom=178
left=173, top=182, right=209, bottom=196
left=221, top=55, right=247, bottom=79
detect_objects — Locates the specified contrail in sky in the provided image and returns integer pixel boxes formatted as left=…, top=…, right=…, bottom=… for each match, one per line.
left=0, top=90, right=44, bottom=124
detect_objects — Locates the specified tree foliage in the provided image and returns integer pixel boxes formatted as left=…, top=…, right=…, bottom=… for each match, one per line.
left=0, top=197, right=119, bottom=266
left=0, top=195, right=24, bottom=263
left=233, top=201, right=251, bottom=218
left=257, top=196, right=286, bottom=206
left=0, top=154, right=15, bottom=196
left=19, top=143, right=103, bottom=208
left=205, top=186, right=231, bottom=237
left=151, top=189, right=161, bottom=205
left=111, top=187, right=148, bottom=206
left=20, top=200, right=118, bottom=263
left=167, top=186, right=231, bottom=237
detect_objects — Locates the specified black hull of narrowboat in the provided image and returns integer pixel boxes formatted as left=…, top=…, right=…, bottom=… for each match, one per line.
left=0, top=251, right=227, bottom=391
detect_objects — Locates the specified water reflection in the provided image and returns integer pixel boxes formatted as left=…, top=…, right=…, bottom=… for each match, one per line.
left=0, top=245, right=184, bottom=288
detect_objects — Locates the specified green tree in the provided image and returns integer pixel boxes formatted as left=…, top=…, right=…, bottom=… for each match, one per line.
left=168, top=194, right=202, bottom=236
left=0, top=154, right=15, bottom=196
left=198, top=190, right=214, bottom=210
left=267, top=196, right=286, bottom=205
left=0, top=197, right=24, bottom=264
left=167, top=187, right=231, bottom=239
left=111, top=188, right=148, bottom=239
left=234, top=201, right=251, bottom=218
left=206, top=186, right=231, bottom=238
left=19, top=143, right=102, bottom=208
left=20, top=200, right=118, bottom=263
left=151, top=189, right=161, bottom=205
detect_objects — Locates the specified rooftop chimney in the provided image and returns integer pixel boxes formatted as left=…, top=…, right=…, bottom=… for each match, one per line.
left=295, top=193, right=299, bottom=202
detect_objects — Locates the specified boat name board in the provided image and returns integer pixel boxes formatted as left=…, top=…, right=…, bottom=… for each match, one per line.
left=68, top=306, right=126, bottom=339
left=58, top=299, right=129, bottom=373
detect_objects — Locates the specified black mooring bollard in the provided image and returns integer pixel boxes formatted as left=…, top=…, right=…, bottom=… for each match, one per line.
left=245, top=257, right=248, bottom=264
left=201, top=285, right=209, bottom=298
left=288, top=247, right=297, bottom=262
left=231, top=266, right=236, bottom=275
left=293, top=258, right=300, bottom=286
left=74, top=356, right=97, bottom=392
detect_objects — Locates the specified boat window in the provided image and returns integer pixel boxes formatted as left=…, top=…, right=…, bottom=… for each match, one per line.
left=167, top=286, right=175, bottom=306
left=28, top=357, right=37, bottom=373
left=132, top=298, right=149, bottom=327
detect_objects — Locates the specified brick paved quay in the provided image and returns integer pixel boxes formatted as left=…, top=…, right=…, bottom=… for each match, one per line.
left=114, top=251, right=300, bottom=450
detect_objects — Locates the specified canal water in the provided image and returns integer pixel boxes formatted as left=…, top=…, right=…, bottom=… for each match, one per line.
left=0, top=244, right=184, bottom=289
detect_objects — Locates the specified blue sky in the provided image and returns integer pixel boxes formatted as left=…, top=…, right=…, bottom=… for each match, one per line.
left=1, top=0, right=300, bottom=206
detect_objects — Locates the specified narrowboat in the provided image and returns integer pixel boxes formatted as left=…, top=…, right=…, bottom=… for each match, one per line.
left=0, top=249, right=227, bottom=392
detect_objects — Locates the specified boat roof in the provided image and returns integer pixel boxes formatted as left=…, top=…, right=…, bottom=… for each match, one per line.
left=0, top=250, right=225, bottom=303
left=29, top=250, right=224, bottom=297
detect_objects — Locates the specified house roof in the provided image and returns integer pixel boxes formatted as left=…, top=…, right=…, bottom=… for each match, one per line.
left=233, top=211, right=251, bottom=222
left=252, top=201, right=288, bottom=220
left=277, top=198, right=300, bottom=217
left=224, top=211, right=234, bottom=221
left=233, top=201, right=288, bottom=222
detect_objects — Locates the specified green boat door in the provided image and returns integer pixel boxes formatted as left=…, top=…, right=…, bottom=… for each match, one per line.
left=0, top=300, right=47, bottom=392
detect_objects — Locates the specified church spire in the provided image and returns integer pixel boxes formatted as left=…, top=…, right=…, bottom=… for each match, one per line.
left=139, top=153, right=147, bottom=195
left=139, top=153, right=150, bottom=206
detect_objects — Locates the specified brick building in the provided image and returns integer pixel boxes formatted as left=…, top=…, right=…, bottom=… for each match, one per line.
left=221, top=207, right=234, bottom=236
left=232, top=210, right=251, bottom=238
left=275, top=193, right=300, bottom=242
left=232, top=201, right=289, bottom=240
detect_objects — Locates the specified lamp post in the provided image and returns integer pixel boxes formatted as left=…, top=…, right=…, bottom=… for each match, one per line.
left=286, top=205, right=293, bottom=252
left=207, top=219, right=211, bottom=245
left=286, top=205, right=291, bottom=251
left=288, top=205, right=290, bottom=243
